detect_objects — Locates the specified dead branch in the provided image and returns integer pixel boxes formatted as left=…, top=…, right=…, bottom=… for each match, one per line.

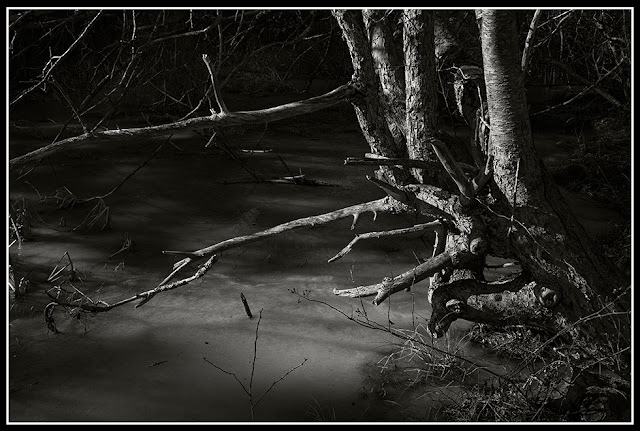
left=333, top=251, right=453, bottom=300
left=10, top=10, right=104, bottom=108
left=73, top=143, right=165, bottom=207
left=366, top=176, right=455, bottom=222
left=521, top=9, right=542, bottom=73
left=346, top=154, right=478, bottom=177
left=428, top=137, right=474, bottom=203
left=327, top=221, right=442, bottom=263
left=9, top=83, right=357, bottom=171
left=547, top=58, right=624, bottom=108
left=163, top=197, right=399, bottom=259
left=46, top=254, right=219, bottom=313
left=202, top=54, right=229, bottom=114
left=531, top=59, right=626, bottom=116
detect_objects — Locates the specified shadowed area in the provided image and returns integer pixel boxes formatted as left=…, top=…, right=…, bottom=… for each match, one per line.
left=8, top=88, right=625, bottom=423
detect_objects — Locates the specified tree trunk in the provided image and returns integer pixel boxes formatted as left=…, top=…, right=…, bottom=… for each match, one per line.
left=403, top=9, right=438, bottom=185
left=479, top=9, right=630, bottom=355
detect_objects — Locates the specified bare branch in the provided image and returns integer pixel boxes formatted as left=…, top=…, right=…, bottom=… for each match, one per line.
left=202, top=54, right=229, bottom=114
left=366, top=176, right=455, bottom=222
left=547, top=58, right=624, bottom=108
left=345, top=155, right=478, bottom=177
left=47, top=255, right=219, bottom=313
left=333, top=252, right=452, bottom=300
left=163, top=197, right=398, bottom=258
left=521, top=9, right=542, bottom=73
left=10, top=10, right=104, bottom=108
left=428, top=137, right=474, bottom=202
left=9, top=84, right=357, bottom=171
left=328, top=221, right=442, bottom=263
left=531, top=59, right=626, bottom=116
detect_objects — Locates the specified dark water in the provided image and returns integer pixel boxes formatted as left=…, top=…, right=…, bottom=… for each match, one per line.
left=7, top=96, right=626, bottom=423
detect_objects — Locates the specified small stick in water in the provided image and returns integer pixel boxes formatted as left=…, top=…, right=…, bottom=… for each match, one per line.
left=240, top=292, right=253, bottom=319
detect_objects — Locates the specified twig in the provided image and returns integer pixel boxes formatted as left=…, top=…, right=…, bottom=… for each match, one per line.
left=203, top=309, right=307, bottom=421
left=78, top=142, right=165, bottom=204
left=10, top=10, right=104, bottom=108
left=240, top=292, right=253, bottom=318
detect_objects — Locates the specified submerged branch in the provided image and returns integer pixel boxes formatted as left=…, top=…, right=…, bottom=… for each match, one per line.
left=345, top=155, right=478, bottom=177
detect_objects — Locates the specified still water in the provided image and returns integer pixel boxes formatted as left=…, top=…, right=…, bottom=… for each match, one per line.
left=7, top=96, right=625, bottom=423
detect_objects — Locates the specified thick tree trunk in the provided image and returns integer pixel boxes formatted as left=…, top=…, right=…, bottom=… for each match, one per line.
left=332, top=9, right=409, bottom=185
left=403, top=9, right=438, bottom=185
left=479, top=9, right=630, bottom=353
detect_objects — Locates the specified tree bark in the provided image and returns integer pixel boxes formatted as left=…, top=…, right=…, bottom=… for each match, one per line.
left=479, top=9, right=630, bottom=352
left=403, top=9, right=438, bottom=184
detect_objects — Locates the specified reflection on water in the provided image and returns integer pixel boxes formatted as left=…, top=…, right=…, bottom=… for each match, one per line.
left=8, top=106, right=624, bottom=422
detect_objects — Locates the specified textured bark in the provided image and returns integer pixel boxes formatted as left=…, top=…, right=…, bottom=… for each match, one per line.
left=403, top=9, right=438, bottom=184
left=480, top=9, right=630, bottom=350
left=362, top=9, right=406, bottom=148
left=332, top=9, right=406, bottom=173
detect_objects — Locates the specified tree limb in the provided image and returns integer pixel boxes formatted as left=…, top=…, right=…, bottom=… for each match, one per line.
left=521, top=9, right=542, bottom=73
left=163, top=197, right=401, bottom=258
left=327, top=221, right=442, bottom=263
left=428, top=137, right=474, bottom=202
left=202, top=53, right=229, bottom=114
left=9, top=83, right=357, bottom=171
left=366, top=176, right=455, bottom=222
left=333, top=251, right=452, bottom=301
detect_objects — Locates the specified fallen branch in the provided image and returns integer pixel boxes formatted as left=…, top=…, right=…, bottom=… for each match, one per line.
left=9, top=83, right=357, bottom=171
left=163, top=197, right=399, bottom=258
left=46, top=255, right=219, bottom=312
left=345, top=154, right=478, bottom=177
